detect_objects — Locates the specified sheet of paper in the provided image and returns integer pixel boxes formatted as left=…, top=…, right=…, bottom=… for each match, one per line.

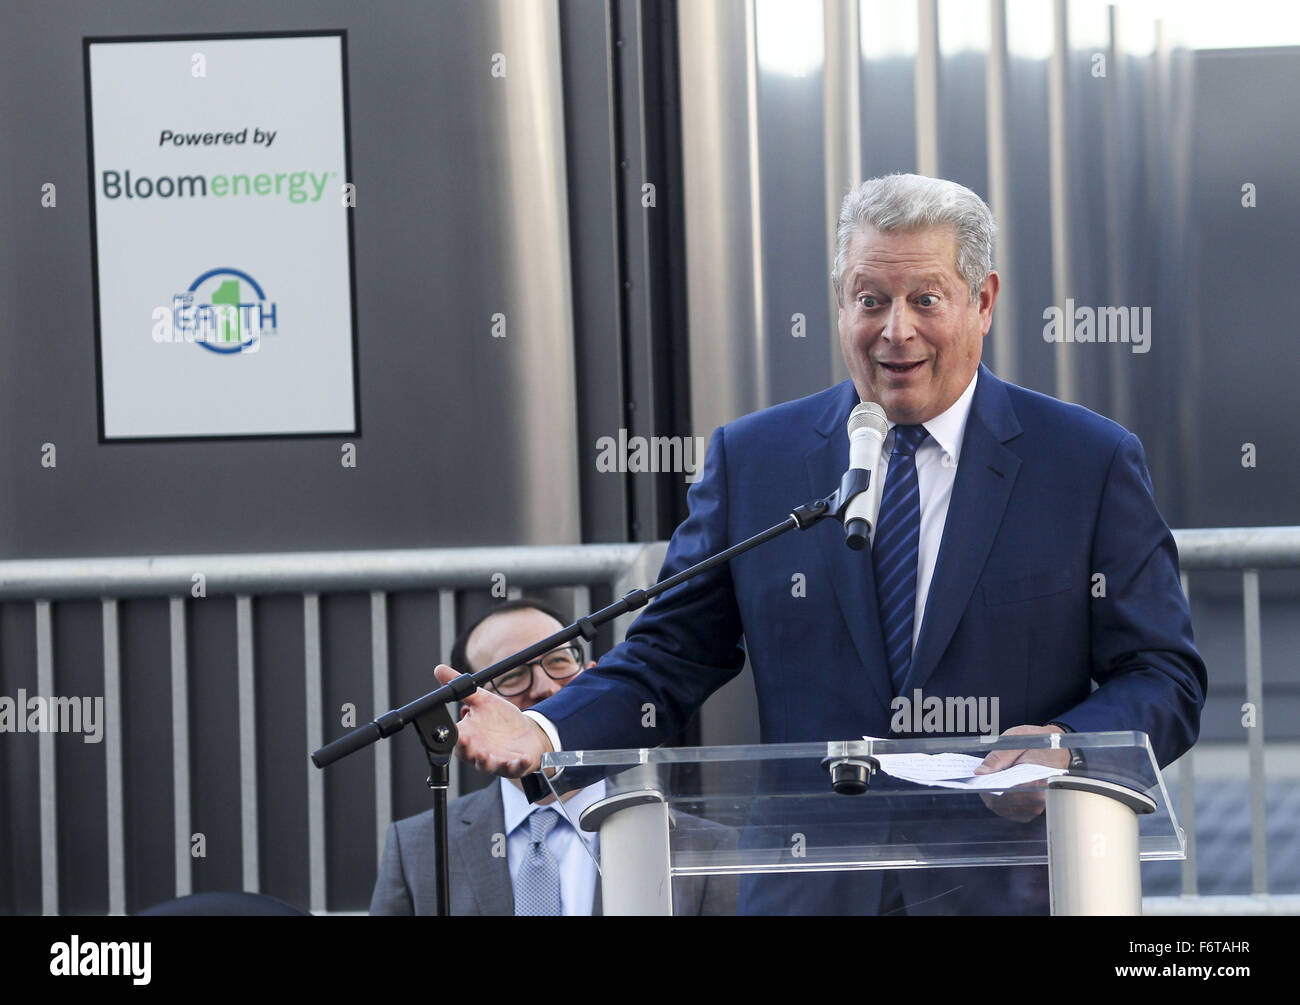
left=934, top=762, right=1065, bottom=790
left=872, top=750, right=985, bottom=782
left=862, top=740, right=1066, bottom=790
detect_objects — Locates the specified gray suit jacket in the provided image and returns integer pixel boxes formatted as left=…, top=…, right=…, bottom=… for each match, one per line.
left=369, top=781, right=738, bottom=916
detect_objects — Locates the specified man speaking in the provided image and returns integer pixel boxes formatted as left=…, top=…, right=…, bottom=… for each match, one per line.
left=434, top=174, right=1206, bottom=914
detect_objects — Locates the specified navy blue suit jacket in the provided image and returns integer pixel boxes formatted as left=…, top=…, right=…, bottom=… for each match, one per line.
left=534, top=365, right=1206, bottom=913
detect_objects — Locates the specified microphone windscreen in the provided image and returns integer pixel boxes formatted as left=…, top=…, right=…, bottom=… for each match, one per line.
left=847, top=401, right=888, bottom=439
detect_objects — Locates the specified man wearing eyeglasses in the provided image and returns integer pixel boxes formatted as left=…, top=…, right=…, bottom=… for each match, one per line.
left=370, top=598, right=733, bottom=915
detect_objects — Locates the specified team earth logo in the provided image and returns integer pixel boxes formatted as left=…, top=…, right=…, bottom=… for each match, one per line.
left=160, top=267, right=278, bottom=354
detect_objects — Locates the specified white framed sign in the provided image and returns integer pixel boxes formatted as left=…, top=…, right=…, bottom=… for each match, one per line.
left=84, top=31, right=359, bottom=440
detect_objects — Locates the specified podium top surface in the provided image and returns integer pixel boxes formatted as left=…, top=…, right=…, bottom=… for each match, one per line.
left=542, top=730, right=1155, bottom=767
left=540, top=732, right=1184, bottom=874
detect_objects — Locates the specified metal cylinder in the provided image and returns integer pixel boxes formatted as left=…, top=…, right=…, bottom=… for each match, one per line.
left=1047, top=776, right=1155, bottom=915
left=580, top=791, right=673, bottom=916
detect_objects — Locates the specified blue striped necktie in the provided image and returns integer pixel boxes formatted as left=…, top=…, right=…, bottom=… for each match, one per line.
left=873, top=424, right=929, bottom=695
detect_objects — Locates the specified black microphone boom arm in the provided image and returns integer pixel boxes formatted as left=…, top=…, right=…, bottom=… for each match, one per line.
left=310, top=474, right=868, bottom=771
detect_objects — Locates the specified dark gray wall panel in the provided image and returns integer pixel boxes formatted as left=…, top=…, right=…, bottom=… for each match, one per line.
left=319, top=592, right=374, bottom=911
left=0, top=604, right=40, bottom=914
left=0, top=0, right=579, bottom=560
left=52, top=600, right=108, bottom=915
left=118, top=598, right=174, bottom=914
left=1185, top=49, right=1300, bottom=531
left=250, top=593, right=310, bottom=911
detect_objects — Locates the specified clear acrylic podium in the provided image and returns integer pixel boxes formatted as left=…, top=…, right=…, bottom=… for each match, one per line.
left=540, top=731, right=1183, bottom=916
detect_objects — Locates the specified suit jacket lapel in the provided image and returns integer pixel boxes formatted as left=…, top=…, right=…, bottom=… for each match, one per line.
left=451, top=784, right=515, bottom=916
left=908, top=365, right=1022, bottom=693
left=806, top=381, right=894, bottom=712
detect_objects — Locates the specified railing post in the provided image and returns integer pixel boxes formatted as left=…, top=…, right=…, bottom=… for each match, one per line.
left=168, top=597, right=192, bottom=900
left=303, top=593, right=326, bottom=914
left=1242, top=569, right=1268, bottom=895
left=102, top=598, right=126, bottom=915
left=1178, top=572, right=1197, bottom=897
left=36, top=600, right=57, bottom=916
left=371, top=591, right=391, bottom=873
left=235, top=595, right=258, bottom=893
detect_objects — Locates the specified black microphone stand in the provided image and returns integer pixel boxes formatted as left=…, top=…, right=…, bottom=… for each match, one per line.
left=312, top=467, right=871, bottom=916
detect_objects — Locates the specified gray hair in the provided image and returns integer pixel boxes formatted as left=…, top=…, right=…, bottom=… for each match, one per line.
left=832, top=174, right=996, bottom=304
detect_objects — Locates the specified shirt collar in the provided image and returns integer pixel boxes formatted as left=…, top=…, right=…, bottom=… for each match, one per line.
left=501, top=776, right=606, bottom=840
left=886, top=367, right=979, bottom=465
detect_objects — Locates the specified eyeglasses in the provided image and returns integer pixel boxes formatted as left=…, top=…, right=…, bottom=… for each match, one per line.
left=485, top=645, right=583, bottom=697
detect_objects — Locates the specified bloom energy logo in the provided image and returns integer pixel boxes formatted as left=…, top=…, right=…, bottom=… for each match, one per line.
left=169, top=267, right=278, bottom=354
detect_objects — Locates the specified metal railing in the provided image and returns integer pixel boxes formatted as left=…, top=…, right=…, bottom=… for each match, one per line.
left=1, top=526, right=1295, bottom=915
left=1167, top=526, right=1300, bottom=908
left=0, top=542, right=668, bottom=916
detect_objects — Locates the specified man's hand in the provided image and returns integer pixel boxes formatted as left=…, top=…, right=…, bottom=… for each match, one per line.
left=433, top=665, right=553, bottom=777
left=973, top=724, right=1070, bottom=822
left=974, top=723, right=1069, bottom=774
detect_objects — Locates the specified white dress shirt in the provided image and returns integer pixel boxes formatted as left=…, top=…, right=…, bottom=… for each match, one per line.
left=526, top=368, right=980, bottom=751
left=500, top=777, right=604, bottom=915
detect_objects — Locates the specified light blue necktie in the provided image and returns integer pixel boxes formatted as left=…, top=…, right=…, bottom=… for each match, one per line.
left=873, top=424, right=929, bottom=695
left=514, top=807, right=562, bottom=916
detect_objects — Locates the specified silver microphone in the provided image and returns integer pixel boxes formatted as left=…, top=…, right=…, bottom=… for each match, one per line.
left=844, top=402, right=888, bottom=550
